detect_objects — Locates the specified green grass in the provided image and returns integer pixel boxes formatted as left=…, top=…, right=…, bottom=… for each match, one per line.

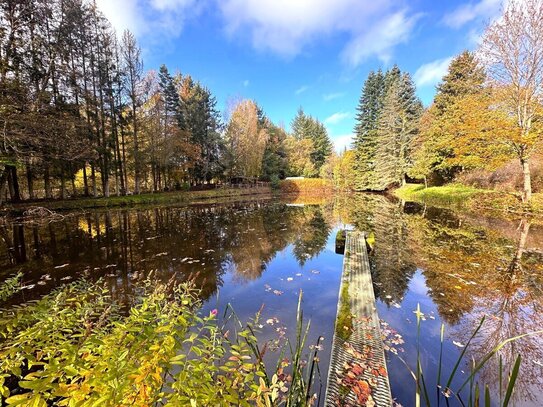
left=394, top=183, right=488, bottom=208
left=5, top=187, right=272, bottom=213
left=394, top=183, right=543, bottom=218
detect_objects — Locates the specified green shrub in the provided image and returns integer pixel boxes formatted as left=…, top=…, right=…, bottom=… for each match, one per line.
left=270, top=175, right=281, bottom=190
left=0, top=280, right=322, bottom=406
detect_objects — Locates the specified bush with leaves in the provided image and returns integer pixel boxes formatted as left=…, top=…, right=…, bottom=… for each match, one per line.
left=0, top=278, right=322, bottom=406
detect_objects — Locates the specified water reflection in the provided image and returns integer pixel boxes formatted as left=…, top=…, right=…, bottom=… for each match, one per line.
left=0, top=202, right=333, bottom=307
left=1, top=195, right=543, bottom=406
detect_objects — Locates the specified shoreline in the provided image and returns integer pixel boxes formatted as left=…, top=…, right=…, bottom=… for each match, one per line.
left=1, top=187, right=274, bottom=215
left=394, top=183, right=543, bottom=218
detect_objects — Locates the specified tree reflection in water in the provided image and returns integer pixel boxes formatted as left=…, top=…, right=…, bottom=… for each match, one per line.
left=0, top=202, right=333, bottom=306
left=1, top=196, right=543, bottom=404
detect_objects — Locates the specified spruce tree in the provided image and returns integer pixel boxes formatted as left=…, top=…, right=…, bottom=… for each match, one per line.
left=374, top=72, right=423, bottom=189
left=158, top=65, right=184, bottom=129
left=410, top=51, right=485, bottom=183
left=353, top=69, right=385, bottom=190
left=290, top=107, right=311, bottom=140
left=434, top=51, right=485, bottom=114
left=307, top=119, right=332, bottom=172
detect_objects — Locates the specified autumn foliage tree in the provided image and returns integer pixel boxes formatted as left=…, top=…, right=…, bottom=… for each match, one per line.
left=479, top=0, right=543, bottom=201
left=410, top=51, right=486, bottom=184
left=224, top=100, right=268, bottom=180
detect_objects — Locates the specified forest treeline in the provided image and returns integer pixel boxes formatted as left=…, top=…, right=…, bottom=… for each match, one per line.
left=2, top=0, right=542, bottom=205
left=0, top=0, right=332, bottom=203
left=332, top=0, right=543, bottom=203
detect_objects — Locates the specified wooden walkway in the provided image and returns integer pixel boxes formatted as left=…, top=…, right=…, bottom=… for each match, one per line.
left=325, top=231, right=392, bottom=406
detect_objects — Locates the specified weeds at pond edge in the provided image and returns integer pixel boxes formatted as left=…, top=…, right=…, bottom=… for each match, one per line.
left=0, top=276, right=323, bottom=406
left=396, top=303, right=543, bottom=407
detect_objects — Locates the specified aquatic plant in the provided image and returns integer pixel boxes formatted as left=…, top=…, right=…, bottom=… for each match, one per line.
left=398, top=304, right=543, bottom=407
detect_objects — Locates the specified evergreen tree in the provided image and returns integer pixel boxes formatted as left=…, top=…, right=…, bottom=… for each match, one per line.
left=262, top=121, right=288, bottom=181
left=434, top=51, right=485, bottom=114
left=307, top=119, right=332, bottom=172
left=158, top=65, right=184, bottom=129
left=289, top=108, right=331, bottom=174
left=410, top=51, right=486, bottom=183
left=290, top=107, right=310, bottom=140
left=374, top=73, right=423, bottom=189
left=353, top=69, right=385, bottom=190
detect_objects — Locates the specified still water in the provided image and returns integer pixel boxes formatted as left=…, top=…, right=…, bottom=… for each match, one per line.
left=1, top=194, right=542, bottom=406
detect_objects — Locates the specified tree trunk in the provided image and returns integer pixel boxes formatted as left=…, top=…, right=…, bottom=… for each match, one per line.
left=0, top=168, right=8, bottom=205
left=91, top=164, right=97, bottom=197
left=26, top=163, right=35, bottom=200
left=70, top=166, right=77, bottom=198
left=508, top=218, right=531, bottom=277
left=60, top=168, right=66, bottom=200
left=521, top=157, right=532, bottom=202
left=7, top=165, right=21, bottom=202
left=83, top=164, right=89, bottom=197
left=44, top=166, right=52, bottom=199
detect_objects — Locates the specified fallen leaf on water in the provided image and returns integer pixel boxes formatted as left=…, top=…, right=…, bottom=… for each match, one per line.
left=54, top=264, right=69, bottom=269
left=453, top=341, right=465, bottom=348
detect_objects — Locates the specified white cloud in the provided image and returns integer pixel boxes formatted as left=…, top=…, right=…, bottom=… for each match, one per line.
left=414, top=57, right=453, bottom=88
left=331, top=134, right=354, bottom=152
left=95, top=0, right=144, bottom=35
left=324, top=112, right=351, bottom=125
left=95, top=0, right=199, bottom=38
left=443, top=0, right=502, bottom=28
left=243, top=79, right=250, bottom=87
left=218, top=0, right=420, bottom=65
left=323, top=92, right=345, bottom=101
left=151, top=0, right=195, bottom=10
left=295, top=86, right=309, bottom=95
left=341, top=10, right=422, bottom=65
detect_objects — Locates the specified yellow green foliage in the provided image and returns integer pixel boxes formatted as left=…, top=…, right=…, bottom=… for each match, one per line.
left=0, top=280, right=287, bottom=406
left=0, top=279, right=324, bottom=406
left=280, top=178, right=332, bottom=194
left=394, top=184, right=487, bottom=208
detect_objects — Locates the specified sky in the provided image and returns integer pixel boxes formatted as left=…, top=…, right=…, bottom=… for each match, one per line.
left=95, top=0, right=505, bottom=151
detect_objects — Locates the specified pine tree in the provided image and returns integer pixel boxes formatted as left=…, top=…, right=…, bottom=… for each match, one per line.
left=262, top=121, right=288, bottom=181
left=289, top=108, right=331, bottom=174
left=158, top=65, right=183, bottom=129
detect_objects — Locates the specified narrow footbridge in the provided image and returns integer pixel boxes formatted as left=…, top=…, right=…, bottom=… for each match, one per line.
left=325, top=231, right=392, bottom=406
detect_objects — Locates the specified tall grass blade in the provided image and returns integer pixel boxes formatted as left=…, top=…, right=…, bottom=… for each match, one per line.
left=502, top=355, right=521, bottom=407
left=457, top=330, right=543, bottom=394
left=445, top=316, right=486, bottom=389
left=499, top=355, right=503, bottom=405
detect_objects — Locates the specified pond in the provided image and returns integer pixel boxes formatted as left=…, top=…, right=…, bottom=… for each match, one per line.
left=1, top=194, right=542, bottom=406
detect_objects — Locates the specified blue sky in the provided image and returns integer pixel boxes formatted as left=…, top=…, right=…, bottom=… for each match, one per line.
left=96, top=0, right=504, bottom=151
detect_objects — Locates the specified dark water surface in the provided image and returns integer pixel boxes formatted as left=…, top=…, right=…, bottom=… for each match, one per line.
left=1, top=194, right=542, bottom=406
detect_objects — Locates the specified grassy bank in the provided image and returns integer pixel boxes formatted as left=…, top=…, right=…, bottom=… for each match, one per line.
left=3, top=187, right=272, bottom=213
left=394, top=183, right=543, bottom=216
left=394, top=184, right=485, bottom=207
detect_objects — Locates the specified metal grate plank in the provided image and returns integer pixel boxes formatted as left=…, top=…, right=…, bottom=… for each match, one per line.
left=325, top=231, right=392, bottom=406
